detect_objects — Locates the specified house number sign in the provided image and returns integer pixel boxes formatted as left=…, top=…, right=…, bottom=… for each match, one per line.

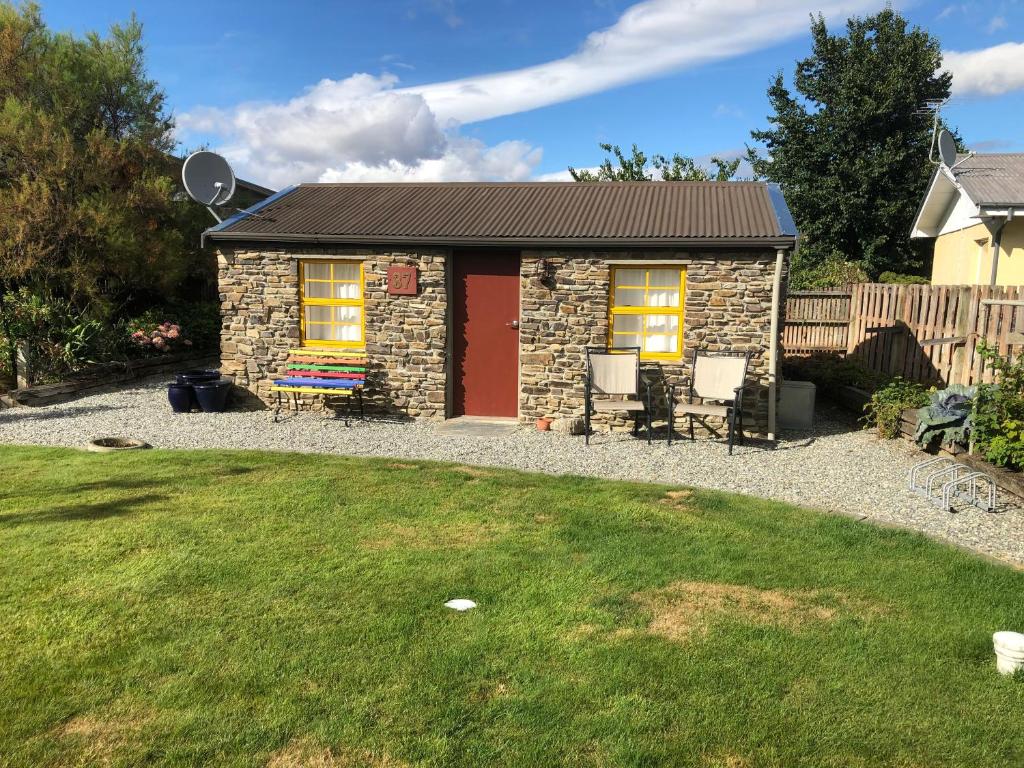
left=387, top=266, right=418, bottom=295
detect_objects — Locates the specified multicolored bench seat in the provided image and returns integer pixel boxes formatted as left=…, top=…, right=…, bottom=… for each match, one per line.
left=270, top=348, right=366, bottom=424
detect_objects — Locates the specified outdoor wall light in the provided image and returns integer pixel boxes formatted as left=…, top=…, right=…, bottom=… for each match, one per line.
left=533, top=258, right=556, bottom=288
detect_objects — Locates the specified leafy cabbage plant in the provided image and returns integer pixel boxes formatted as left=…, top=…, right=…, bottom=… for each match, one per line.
left=914, top=384, right=976, bottom=448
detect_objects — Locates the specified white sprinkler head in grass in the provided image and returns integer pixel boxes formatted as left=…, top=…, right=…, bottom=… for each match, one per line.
left=993, top=631, right=1024, bottom=676
left=444, top=599, right=477, bottom=612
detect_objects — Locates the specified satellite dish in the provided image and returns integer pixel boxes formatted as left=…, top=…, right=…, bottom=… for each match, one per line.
left=937, top=129, right=957, bottom=168
left=182, top=151, right=236, bottom=208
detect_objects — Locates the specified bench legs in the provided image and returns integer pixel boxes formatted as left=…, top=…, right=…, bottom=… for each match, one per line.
left=271, top=390, right=364, bottom=426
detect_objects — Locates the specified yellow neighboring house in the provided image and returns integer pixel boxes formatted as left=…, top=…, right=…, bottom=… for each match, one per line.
left=911, top=153, right=1024, bottom=285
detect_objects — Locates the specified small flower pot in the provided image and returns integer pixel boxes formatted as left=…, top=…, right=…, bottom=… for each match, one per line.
left=168, top=383, right=195, bottom=413
left=536, top=417, right=553, bottom=432
left=193, top=379, right=233, bottom=413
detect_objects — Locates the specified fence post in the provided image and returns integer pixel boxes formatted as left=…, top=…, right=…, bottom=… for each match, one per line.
left=950, top=286, right=969, bottom=386
left=15, top=343, right=29, bottom=389
left=845, top=283, right=861, bottom=356
left=889, top=285, right=908, bottom=378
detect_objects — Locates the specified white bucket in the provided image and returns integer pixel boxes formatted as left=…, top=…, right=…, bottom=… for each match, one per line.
left=993, top=631, right=1024, bottom=676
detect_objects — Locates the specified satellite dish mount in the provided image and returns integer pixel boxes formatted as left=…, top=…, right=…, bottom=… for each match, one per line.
left=182, top=151, right=236, bottom=223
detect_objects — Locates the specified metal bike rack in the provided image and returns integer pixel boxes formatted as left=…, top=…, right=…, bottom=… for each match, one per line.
left=941, top=472, right=997, bottom=513
left=909, top=457, right=998, bottom=513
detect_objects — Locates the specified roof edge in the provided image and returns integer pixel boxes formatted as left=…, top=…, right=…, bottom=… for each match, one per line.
left=202, top=185, right=297, bottom=247
left=205, top=231, right=798, bottom=249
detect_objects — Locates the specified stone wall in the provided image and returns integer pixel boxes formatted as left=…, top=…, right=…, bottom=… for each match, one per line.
left=217, top=245, right=447, bottom=418
left=518, top=250, right=783, bottom=434
left=218, top=244, right=786, bottom=434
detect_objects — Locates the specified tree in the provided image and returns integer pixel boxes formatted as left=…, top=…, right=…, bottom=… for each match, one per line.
left=746, top=9, right=952, bottom=280
left=569, top=143, right=739, bottom=182
left=0, top=3, right=203, bottom=376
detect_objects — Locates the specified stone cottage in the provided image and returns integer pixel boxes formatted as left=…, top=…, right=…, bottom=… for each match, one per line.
left=205, top=181, right=797, bottom=436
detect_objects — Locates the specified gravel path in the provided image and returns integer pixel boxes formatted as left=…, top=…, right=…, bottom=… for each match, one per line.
left=2, top=378, right=1022, bottom=567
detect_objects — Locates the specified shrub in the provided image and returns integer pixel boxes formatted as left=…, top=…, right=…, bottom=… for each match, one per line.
left=864, top=377, right=929, bottom=438
left=790, top=258, right=869, bottom=290
left=130, top=321, right=192, bottom=354
left=972, top=342, right=1024, bottom=470
left=878, top=271, right=929, bottom=285
left=0, top=289, right=109, bottom=385
left=123, top=301, right=219, bottom=353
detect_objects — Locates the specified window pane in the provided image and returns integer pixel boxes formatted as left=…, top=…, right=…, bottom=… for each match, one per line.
left=305, top=263, right=330, bottom=280
left=614, top=268, right=645, bottom=287
left=305, top=281, right=330, bottom=299
left=305, top=323, right=330, bottom=340
left=333, top=282, right=361, bottom=300
left=615, top=288, right=646, bottom=307
left=305, top=305, right=331, bottom=323
left=332, top=262, right=360, bottom=282
left=612, top=333, right=642, bottom=350
left=333, top=306, right=361, bottom=323
left=645, top=334, right=678, bottom=353
left=647, top=288, right=678, bottom=307
left=337, top=324, right=362, bottom=342
left=648, top=269, right=679, bottom=287
left=612, top=314, right=642, bottom=333
left=645, top=314, right=679, bottom=334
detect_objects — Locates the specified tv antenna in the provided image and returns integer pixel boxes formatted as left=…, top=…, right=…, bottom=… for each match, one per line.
left=182, top=151, right=236, bottom=223
left=922, top=99, right=974, bottom=171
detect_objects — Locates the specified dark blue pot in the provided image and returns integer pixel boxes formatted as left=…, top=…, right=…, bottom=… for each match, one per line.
left=176, top=369, right=221, bottom=385
left=193, top=379, right=232, bottom=413
left=168, top=383, right=195, bottom=413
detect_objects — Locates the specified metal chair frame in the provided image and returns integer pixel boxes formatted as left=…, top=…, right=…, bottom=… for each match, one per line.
left=583, top=346, right=653, bottom=446
left=668, top=349, right=752, bottom=454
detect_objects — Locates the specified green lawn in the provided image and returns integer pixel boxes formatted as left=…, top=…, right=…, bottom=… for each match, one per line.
left=1, top=446, right=1022, bottom=767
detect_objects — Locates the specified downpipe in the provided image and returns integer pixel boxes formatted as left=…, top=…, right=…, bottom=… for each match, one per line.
left=767, top=247, right=787, bottom=442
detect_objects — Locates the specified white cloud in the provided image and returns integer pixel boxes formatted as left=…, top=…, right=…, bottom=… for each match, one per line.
left=986, top=16, right=1007, bottom=33
left=400, top=0, right=877, bottom=125
left=945, top=42, right=1024, bottom=96
left=178, top=73, right=543, bottom=188
left=179, top=0, right=877, bottom=186
left=533, top=167, right=591, bottom=181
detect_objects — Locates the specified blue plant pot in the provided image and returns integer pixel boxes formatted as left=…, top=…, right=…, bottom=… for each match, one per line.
left=175, top=369, right=221, bottom=386
left=193, top=379, right=232, bottom=413
left=168, top=383, right=195, bottom=413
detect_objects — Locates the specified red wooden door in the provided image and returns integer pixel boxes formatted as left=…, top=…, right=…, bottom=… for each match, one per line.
left=452, top=252, right=520, bottom=417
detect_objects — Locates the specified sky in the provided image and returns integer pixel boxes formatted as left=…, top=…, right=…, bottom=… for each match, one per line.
left=39, top=0, right=1024, bottom=190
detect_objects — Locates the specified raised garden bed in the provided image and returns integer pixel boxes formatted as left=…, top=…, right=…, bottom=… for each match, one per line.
left=898, top=407, right=1024, bottom=503
left=1, top=352, right=218, bottom=408
left=829, top=384, right=871, bottom=414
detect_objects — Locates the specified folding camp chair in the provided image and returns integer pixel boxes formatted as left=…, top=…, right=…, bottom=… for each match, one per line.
left=583, top=346, right=653, bottom=445
left=668, top=349, right=751, bottom=454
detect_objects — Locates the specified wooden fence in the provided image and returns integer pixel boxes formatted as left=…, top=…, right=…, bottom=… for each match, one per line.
left=784, top=284, right=1024, bottom=386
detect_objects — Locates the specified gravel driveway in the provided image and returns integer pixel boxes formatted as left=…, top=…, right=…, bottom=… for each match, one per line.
left=2, top=378, right=1022, bottom=567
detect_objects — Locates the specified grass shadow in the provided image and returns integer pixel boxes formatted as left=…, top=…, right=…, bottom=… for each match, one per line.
left=0, top=493, right=167, bottom=527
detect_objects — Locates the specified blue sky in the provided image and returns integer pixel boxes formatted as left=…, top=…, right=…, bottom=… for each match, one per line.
left=40, top=0, right=1024, bottom=188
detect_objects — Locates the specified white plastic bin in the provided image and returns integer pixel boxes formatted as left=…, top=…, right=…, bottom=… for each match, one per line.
left=778, top=380, right=816, bottom=430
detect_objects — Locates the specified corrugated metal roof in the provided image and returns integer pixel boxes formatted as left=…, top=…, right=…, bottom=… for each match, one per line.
left=207, top=181, right=797, bottom=247
left=953, top=153, right=1024, bottom=206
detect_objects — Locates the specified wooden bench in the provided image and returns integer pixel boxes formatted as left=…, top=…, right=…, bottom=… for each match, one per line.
left=270, top=348, right=366, bottom=424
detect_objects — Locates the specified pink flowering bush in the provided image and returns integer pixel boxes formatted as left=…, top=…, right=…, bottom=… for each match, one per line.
left=130, top=321, right=193, bottom=354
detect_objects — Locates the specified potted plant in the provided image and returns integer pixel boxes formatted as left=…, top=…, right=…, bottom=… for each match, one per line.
left=536, top=416, right=553, bottom=431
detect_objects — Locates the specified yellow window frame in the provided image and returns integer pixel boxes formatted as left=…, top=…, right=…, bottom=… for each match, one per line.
left=608, top=266, right=686, bottom=361
left=298, top=259, right=365, bottom=349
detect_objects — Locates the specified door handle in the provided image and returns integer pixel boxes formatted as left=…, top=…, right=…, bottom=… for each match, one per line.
left=507, top=320, right=520, bottom=329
